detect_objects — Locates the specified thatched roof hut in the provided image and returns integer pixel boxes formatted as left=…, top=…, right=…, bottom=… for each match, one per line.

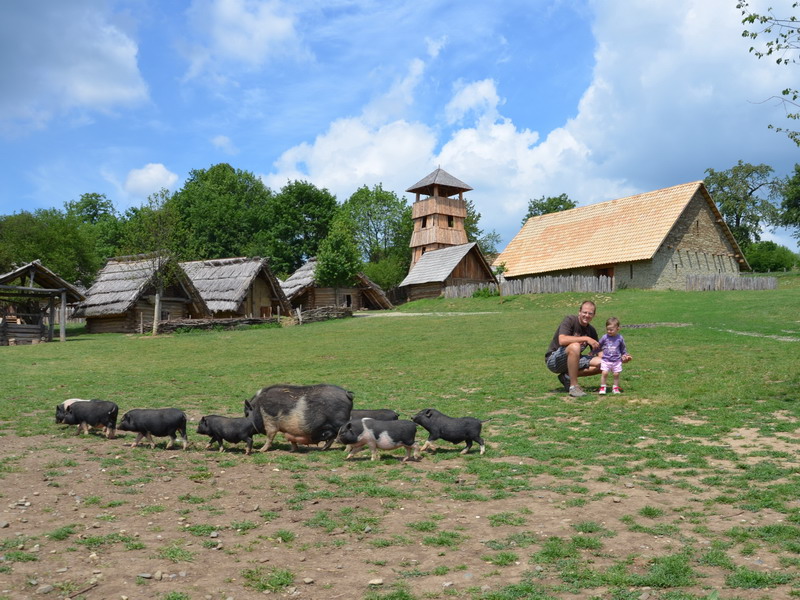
left=0, top=260, right=85, bottom=344
left=180, top=257, right=291, bottom=318
left=73, top=254, right=209, bottom=333
left=399, top=242, right=497, bottom=301
left=281, top=258, right=393, bottom=311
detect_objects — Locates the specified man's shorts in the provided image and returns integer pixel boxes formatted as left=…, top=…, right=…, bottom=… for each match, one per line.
left=545, top=346, right=592, bottom=374
left=600, top=358, right=623, bottom=374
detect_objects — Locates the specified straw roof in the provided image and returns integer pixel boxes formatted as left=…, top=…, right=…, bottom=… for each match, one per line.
left=280, top=258, right=393, bottom=309
left=399, top=242, right=495, bottom=287
left=72, top=254, right=207, bottom=318
left=180, top=257, right=291, bottom=315
left=406, top=168, right=472, bottom=197
left=0, top=260, right=85, bottom=302
left=495, top=181, right=748, bottom=278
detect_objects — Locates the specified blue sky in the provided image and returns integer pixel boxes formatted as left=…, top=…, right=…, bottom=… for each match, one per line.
left=1, top=0, right=798, bottom=253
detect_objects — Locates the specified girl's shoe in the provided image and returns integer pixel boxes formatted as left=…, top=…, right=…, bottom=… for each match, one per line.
left=612, top=386, right=621, bottom=394
left=598, top=386, right=607, bottom=395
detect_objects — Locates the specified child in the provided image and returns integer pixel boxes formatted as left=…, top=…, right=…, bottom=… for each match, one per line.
left=596, top=317, right=632, bottom=394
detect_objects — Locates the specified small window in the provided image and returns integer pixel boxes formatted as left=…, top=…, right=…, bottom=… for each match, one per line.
left=421, top=247, right=426, bottom=255
left=629, top=264, right=633, bottom=279
left=422, top=216, right=428, bottom=228
left=448, top=215, right=454, bottom=227
left=344, top=294, right=352, bottom=308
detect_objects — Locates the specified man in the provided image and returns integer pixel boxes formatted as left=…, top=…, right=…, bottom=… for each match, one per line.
left=545, top=300, right=607, bottom=397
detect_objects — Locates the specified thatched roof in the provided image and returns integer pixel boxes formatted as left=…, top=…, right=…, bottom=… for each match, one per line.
left=72, top=254, right=208, bottom=318
left=180, top=257, right=291, bottom=315
left=280, top=258, right=318, bottom=301
left=406, top=168, right=472, bottom=197
left=281, top=258, right=393, bottom=309
left=494, top=181, right=749, bottom=278
left=400, top=242, right=496, bottom=287
left=0, top=260, right=85, bottom=303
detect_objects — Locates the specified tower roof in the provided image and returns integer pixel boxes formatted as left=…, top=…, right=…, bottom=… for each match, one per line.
left=406, top=168, right=473, bottom=197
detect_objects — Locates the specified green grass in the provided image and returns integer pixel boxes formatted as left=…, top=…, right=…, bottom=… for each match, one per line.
left=3, top=287, right=800, bottom=598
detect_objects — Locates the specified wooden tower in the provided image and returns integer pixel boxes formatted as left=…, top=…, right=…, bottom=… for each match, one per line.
left=406, top=168, right=472, bottom=267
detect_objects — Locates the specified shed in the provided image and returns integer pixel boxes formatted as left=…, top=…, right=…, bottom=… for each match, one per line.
left=72, top=254, right=209, bottom=333
left=0, top=260, right=85, bottom=345
left=180, top=257, right=291, bottom=318
left=281, top=258, right=393, bottom=311
left=494, top=181, right=749, bottom=290
left=398, top=242, right=498, bottom=301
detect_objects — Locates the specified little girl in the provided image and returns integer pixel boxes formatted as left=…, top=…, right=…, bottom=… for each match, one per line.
left=596, top=317, right=632, bottom=394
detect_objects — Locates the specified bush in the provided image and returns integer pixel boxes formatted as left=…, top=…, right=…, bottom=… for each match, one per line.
left=745, top=241, right=798, bottom=272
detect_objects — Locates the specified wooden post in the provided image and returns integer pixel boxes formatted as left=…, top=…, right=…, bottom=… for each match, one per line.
left=152, top=290, right=161, bottom=335
left=47, top=296, right=55, bottom=342
left=60, top=291, right=67, bottom=342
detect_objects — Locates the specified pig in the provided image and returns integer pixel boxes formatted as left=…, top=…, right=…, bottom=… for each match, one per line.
left=60, top=400, right=118, bottom=438
left=412, top=408, right=486, bottom=455
left=337, top=418, right=420, bottom=462
left=55, top=398, right=92, bottom=424
left=196, top=415, right=256, bottom=455
left=350, top=409, right=399, bottom=421
left=118, top=408, right=188, bottom=450
left=243, top=384, right=353, bottom=452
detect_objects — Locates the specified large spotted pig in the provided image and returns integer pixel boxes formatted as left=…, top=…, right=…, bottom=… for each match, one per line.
left=412, top=408, right=487, bottom=455
left=243, top=384, right=353, bottom=452
left=337, top=417, right=420, bottom=462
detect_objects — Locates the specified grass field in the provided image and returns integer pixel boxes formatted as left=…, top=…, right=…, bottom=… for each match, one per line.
left=1, top=276, right=799, bottom=599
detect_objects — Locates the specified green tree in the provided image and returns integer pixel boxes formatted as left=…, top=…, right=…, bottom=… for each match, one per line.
left=315, top=214, right=362, bottom=305
left=64, top=192, right=116, bottom=224
left=168, top=163, right=274, bottom=260
left=465, top=199, right=502, bottom=257
left=64, top=192, right=123, bottom=262
left=745, top=240, right=798, bottom=271
left=262, top=180, right=339, bottom=277
left=0, top=209, right=100, bottom=286
left=739, top=1, right=800, bottom=145
left=780, top=163, right=800, bottom=241
left=704, top=161, right=781, bottom=249
left=522, top=193, right=577, bottom=224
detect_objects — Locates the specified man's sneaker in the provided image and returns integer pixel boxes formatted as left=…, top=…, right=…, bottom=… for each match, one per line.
left=557, top=372, right=570, bottom=392
left=569, top=385, right=586, bottom=398
left=598, top=386, right=607, bottom=395
left=612, top=386, right=621, bottom=394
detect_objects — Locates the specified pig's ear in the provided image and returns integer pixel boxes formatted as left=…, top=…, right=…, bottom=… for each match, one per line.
left=425, top=409, right=433, bottom=417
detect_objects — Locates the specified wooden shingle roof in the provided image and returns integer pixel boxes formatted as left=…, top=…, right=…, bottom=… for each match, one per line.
left=494, top=181, right=745, bottom=278
left=180, top=257, right=290, bottom=315
left=406, top=168, right=473, bottom=197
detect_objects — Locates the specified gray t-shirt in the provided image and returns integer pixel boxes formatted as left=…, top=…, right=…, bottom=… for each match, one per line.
left=545, top=314, right=598, bottom=358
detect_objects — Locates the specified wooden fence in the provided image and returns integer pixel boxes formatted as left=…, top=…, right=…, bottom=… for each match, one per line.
left=685, top=274, right=778, bottom=291
left=444, top=275, right=614, bottom=298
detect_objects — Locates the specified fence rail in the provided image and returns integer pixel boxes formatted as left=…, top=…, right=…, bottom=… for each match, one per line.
left=685, top=274, right=777, bottom=291
left=444, top=275, right=614, bottom=298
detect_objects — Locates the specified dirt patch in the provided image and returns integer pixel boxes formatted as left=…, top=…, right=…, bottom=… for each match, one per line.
left=0, top=431, right=796, bottom=600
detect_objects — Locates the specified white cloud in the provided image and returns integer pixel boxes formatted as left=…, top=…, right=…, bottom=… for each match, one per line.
left=444, top=79, right=502, bottom=125
left=184, top=0, right=308, bottom=80
left=212, top=134, right=239, bottom=155
left=124, top=164, right=179, bottom=199
left=0, top=1, right=148, bottom=136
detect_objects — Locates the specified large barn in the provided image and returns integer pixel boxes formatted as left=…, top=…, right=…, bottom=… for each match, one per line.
left=281, top=258, right=393, bottom=311
left=180, top=257, right=291, bottom=319
left=73, top=254, right=209, bottom=333
left=494, top=181, right=749, bottom=290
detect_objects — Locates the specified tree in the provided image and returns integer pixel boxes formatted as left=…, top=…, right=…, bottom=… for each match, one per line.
left=315, top=214, right=362, bottom=306
left=465, top=199, right=502, bottom=257
left=340, top=184, right=412, bottom=290
left=780, top=163, right=800, bottom=241
left=168, top=163, right=274, bottom=260
left=64, top=193, right=116, bottom=225
left=745, top=240, right=798, bottom=271
left=704, top=161, right=781, bottom=249
left=522, top=193, right=577, bottom=224
left=262, top=180, right=339, bottom=277
left=739, top=1, right=800, bottom=145
left=65, top=192, right=123, bottom=262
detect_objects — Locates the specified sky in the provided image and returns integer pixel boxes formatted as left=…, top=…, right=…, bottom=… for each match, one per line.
left=1, top=0, right=798, bottom=254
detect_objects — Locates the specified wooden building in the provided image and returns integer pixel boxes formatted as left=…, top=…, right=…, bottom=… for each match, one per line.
left=407, top=168, right=471, bottom=267
left=281, top=258, right=393, bottom=311
left=72, top=254, right=209, bottom=333
left=399, top=242, right=497, bottom=301
left=494, top=181, right=749, bottom=290
left=181, top=257, right=291, bottom=318
left=0, top=260, right=85, bottom=345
